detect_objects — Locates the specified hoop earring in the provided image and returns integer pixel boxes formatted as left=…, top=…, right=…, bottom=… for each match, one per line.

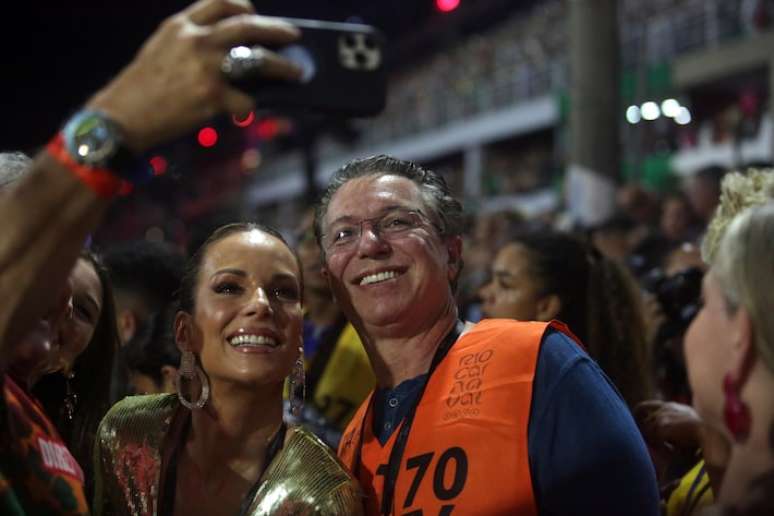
left=288, top=346, right=305, bottom=417
left=63, top=371, right=78, bottom=421
left=723, top=373, right=751, bottom=442
left=176, top=350, right=210, bottom=410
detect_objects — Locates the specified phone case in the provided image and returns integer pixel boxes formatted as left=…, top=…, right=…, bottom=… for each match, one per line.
left=236, top=18, right=387, bottom=117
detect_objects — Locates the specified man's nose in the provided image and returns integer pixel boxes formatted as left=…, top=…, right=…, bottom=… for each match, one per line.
left=356, top=223, right=390, bottom=257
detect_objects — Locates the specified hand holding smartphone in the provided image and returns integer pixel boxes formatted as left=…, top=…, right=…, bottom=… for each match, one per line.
left=226, top=18, right=387, bottom=117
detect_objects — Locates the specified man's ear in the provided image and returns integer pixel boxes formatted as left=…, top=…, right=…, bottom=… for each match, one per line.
left=729, top=306, right=756, bottom=387
left=446, top=235, right=464, bottom=283
left=160, top=365, right=178, bottom=393
left=117, top=309, right=137, bottom=344
left=536, top=294, right=562, bottom=322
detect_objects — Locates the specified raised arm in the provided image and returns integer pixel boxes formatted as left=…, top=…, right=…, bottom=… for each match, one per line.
left=0, top=0, right=300, bottom=361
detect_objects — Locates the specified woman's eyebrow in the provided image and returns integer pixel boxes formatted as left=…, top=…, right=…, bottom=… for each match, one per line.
left=78, top=293, right=101, bottom=314
left=494, top=270, right=514, bottom=280
left=212, top=268, right=246, bottom=278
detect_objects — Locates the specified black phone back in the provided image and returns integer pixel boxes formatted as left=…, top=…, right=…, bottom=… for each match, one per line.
left=239, top=18, right=387, bottom=117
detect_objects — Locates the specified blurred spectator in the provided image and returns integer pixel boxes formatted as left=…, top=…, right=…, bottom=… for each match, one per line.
left=687, top=166, right=726, bottom=226
left=32, top=251, right=120, bottom=501
left=663, top=242, right=705, bottom=277
left=701, top=168, right=774, bottom=263
left=635, top=401, right=714, bottom=515
left=686, top=202, right=774, bottom=504
left=102, top=240, right=185, bottom=402
left=588, top=213, right=640, bottom=263
left=102, top=240, right=186, bottom=344
left=458, top=209, right=525, bottom=320
left=617, top=183, right=661, bottom=228
left=1, top=154, right=120, bottom=501
left=660, top=192, right=701, bottom=243
left=642, top=265, right=703, bottom=403
left=686, top=169, right=774, bottom=505
left=122, top=305, right=179, bottom=395
left=634, top=168, right=774, bottom=516
left=293, top=210, right=375, bottom=447
left=479, top=232, right=653, bottom=408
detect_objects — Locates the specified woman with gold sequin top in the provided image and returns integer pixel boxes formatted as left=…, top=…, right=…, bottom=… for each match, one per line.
left=93, top=223, right=364, bottom=516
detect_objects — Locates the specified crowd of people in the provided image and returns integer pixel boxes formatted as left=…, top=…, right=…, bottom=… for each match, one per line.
left=1, top=0, right=774, bottom=515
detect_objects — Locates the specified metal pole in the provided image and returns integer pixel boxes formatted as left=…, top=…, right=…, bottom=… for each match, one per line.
left=567, top=0, right=620, bottom=227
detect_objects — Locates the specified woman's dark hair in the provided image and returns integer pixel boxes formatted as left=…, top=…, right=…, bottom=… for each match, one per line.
left=123, top=304, right=180, bottom=388
left=33, top=250, right=120, bottom=499
left=178, top=222, right=303, bottom=314
left=512, top=232, right=653, bottom=408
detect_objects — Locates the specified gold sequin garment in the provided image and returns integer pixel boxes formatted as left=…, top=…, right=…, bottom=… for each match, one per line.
left=93, top=394, right=364, bottom=516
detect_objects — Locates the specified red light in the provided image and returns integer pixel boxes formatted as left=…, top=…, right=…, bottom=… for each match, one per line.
left=232, top=111, right=255, bottom=128
left=149, top=156, right=168, bottom=176
left=118, top=182, right=134, bottom=196
left=255, top=118, right=280, bottom=140
left=436, top=0, right=460, bottom=12
left=197, top=127, right=218, bottom=148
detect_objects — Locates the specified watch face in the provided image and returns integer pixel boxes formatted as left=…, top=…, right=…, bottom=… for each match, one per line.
left=65, top=112, right=119, bottom=166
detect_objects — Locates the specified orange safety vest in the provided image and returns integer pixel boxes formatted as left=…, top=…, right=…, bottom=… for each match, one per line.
left=339, top=319, right=577, bottom=516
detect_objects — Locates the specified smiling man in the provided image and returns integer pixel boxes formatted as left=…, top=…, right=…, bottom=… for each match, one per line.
left=315, top=155, right=660, bottom=516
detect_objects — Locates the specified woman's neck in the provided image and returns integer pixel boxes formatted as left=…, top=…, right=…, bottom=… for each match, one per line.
left=185, top=381, right=285, bottom=476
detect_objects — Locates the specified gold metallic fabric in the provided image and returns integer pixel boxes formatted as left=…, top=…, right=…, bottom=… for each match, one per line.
left=93, top=394, right=364, bottom=515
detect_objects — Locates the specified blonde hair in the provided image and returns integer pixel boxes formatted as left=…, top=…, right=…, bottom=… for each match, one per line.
left=702, top=169, right=774, bottom=263
left=713, top=202, right=774, bottom=371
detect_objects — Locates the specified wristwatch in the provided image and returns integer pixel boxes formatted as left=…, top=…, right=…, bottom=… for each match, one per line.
left=62, top=110, right=148, bottom=183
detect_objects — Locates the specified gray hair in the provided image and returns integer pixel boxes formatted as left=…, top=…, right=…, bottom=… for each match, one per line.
left=313, top=155, right=464, bottom=245
left=713, top=202, right=774, bottom=372
left=0, top=151, right=32, bottom=191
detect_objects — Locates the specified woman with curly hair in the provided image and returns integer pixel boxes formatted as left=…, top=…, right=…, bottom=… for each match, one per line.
left=479, top=231, right=653, bottom=409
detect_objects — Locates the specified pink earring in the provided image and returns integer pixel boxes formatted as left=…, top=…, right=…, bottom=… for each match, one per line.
left=723, top=373, right=751, bottom=442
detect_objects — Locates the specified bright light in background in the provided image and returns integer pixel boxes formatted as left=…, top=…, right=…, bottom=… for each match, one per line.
left=625, top=105, right=641, bottom=124
left=255, top=118, right=280, bottom=140
left=661, top=98, right=681, bottom=118
left=436, top=0, right=460, bottom=12
left=232, top=112, right=255, bottom=128
left=641, top=101, right=660, bottom=121
left=241, top=148, right=262, bottom=172
left=149, top=156, right=168, bottom=176
left=675, top=107, right=692, bottom=125
left=197, top=127, right=218, bottom=147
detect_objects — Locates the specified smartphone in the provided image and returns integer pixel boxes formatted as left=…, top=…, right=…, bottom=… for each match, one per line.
left=230, top=18, right=387, bottom=117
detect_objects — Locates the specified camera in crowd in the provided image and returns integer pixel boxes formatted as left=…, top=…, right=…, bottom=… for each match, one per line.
left=643, top=266, right=703, bottom=342
left=642, top=266, right=703, bottom=402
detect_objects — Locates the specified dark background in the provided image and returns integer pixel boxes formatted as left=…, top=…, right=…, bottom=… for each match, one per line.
left=0, top=0, right=530, bottom=152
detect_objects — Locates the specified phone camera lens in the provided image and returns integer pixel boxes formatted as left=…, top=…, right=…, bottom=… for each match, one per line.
left=355, top=52, right=368, bottom=66
left=363, top=36, right=376, bottom=49
left=344, top=34, right=357, bottom=48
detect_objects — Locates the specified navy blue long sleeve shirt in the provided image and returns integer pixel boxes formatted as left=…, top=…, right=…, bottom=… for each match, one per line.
left=372, top=328, right=660, bottom=516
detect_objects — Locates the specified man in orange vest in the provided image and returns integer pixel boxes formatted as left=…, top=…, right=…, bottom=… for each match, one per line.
left=314, top=155, right=660, bottom=515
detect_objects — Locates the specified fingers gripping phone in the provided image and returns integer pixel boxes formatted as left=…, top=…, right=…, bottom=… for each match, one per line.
left=232, top=18, right=387, bottom=117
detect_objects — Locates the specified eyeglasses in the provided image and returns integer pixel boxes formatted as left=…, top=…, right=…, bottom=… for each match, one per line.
left=321, top=209, right=437, bottom=252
